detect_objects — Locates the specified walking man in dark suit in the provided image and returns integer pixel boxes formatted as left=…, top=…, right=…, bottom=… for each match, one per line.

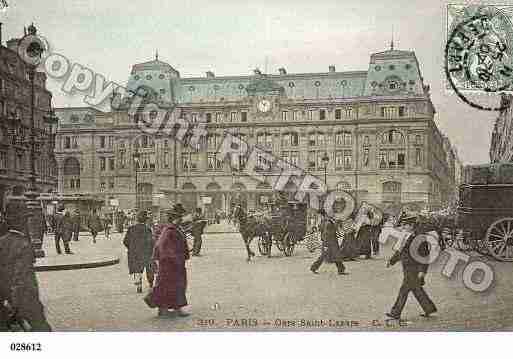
left=54, top=206, right=73, bottom=255
left=191, top=207, right=207, bottom=256
left=386, top=213, right=437, bottom=320
left=310, top=209, right=348, bottom=275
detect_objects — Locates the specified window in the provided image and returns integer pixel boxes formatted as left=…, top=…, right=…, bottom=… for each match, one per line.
left=109, top=180, right=114, bottom=189
left=191, top=113, right=198, bottom=123
left=318, top=133, right=326, bottom=146
left=100, top=136, right=106, bottom=148
left=207, top=134, right=218, bottom=149
left=363, top=148, right=369, bottom=167
left=0, top=151, right=7, bottom=169
left=399, top=106, right=405, bottom=117
left=241, top=112, right=247, bottom=122
left=363, top=136, right=370, bottom=146
left=345, top=108, right=353, bottom=118
left=336, top=132, right=352, bottom=146
left=381, top=107, right=398, bottom=119
left=308, top=151, right=316, bottom=169
left=100, top=157, right=106, bottom=171
left=108, top=136, right=114, bottom=148
left=207, top=152, right=222, bottom=170
left=415, top=135, right=422, bottom=145
left=257, top=133, right=273, bottom=148
left=309, top=133, right=317, bottom=147
left=317, top=152, right=326, bottom=169
left=282, top=111, right=288, bottom=121
left=379, top=151, right=387, bottom=169
left=256, top=154, right=272, bottom=171
left=230, top=112, right=237, bottom=122
left=344, top=150, right=352, bottom=169
left=109, top=158, right=115, bottom=171
left=64, top=137, right=71, bottom=149
left=215, top=112, right=222, bottom=123
left=382, top=130, right=404, bottom=145
left=119, top=150, right=126, bottom=169
left=282, top=151, right=290, bottom=166
left=100, top=182, right=106, bottom=192
left=282, top=133, right=291, bottom=147
left=163, top=151, right=170, bottom=168
left=182, top=153, right=190, bottom=170
left=335, top=151, right=343, bottom=169
left=16, top=153, right=24, bottom=171
left=308, top=110, right=314, bottom=120
left=206, top=113, right=212, bottom=123
left=293, top=111, right=299, bottom=121
left=72, top=136, right=78, bottom=149
left=335, top=109, right=342, bottom=120
left=415, top=148, right=422, bottom=166
left=319, top=109, right=326, bottom=120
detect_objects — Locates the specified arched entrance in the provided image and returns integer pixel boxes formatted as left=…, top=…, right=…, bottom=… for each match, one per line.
left=230, top=182, right=247, bottom=212
left=137, top=183, right=153, bottom=211
left=256, top=182, right=272, bottom=209
left=182, top=183, right=197, bottom=213
left=206, top=182, right=222, bottom=219
left=63, top=157, right=81, bottom=191
left=382, top=181, right=402, bottom=204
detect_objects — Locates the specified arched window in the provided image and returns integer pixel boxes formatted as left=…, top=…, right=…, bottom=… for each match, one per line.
left=381, top=129, right=404, bottom=145
left=63, top=157, right=80, bottom=192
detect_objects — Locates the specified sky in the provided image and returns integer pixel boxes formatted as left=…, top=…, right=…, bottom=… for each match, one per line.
left=1, top=0, right=500, bottom=165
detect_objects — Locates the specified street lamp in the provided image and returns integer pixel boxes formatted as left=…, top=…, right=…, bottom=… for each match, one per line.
left=322, top=152, right=329, bottom=187
left=22, top=24, right=45, bottom=258
left=133, top=148, right=141, bottom=211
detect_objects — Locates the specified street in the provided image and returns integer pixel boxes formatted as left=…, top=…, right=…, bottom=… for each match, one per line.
left=37, top=225, right=513, bottom=331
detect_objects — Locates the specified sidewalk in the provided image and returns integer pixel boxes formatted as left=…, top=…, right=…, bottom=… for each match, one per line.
left=204, top=221, right=238, bottom=234
left=35, top=232, right=122, bottom=272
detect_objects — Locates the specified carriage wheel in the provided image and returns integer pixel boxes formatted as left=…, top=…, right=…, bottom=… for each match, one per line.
left=485, top=217, right=513, bottom=262
left=283, top=232, right=295, bottom=257
left=257, top=233, right=271, bottom=256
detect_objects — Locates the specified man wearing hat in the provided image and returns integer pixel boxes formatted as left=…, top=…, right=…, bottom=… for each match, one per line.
left=310, top=208, right=348, bottom=275
left=386, top=212, right=437, bottom=320
left=191, top=207, right=207, bottom=256
left=0, top=199, right=52, bottom=331
left=54, top=205, right=73, bottom=255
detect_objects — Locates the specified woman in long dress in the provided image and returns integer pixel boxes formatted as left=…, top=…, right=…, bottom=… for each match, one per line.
left=151, top=209, right=190, bottom=317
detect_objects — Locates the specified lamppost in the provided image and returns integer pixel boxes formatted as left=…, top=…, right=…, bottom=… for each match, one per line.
left=133, top=147, right=140, bottom=211
left=322, top=152, right=329, bottom=187
left=22, top=24, right=45, bottom=258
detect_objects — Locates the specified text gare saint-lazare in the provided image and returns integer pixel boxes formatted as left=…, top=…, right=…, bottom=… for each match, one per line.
left=196, top=318, right=408, bottom=328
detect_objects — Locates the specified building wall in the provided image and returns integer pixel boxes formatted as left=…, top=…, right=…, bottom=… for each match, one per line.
left=0, top=27, right=57, bottom=210
left=55, top=46, right=457, bottom=214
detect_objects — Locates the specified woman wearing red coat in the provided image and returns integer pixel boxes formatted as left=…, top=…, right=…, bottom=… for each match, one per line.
left=151, top=208, right=190, bottom=317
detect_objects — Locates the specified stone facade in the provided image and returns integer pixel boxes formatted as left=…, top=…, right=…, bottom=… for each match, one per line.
left=0, top=25, right=57, bottom=210
left=55, top=45, right=458, bottom=217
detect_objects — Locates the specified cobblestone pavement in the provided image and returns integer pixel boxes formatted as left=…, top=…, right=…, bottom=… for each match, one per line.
left=36, top=229, right=513, bottom=331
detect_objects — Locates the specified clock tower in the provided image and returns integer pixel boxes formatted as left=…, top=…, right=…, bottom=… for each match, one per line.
left=245, top=70, right=285, bottom=120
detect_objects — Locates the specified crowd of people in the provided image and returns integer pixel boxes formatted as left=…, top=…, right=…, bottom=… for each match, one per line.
left=0, top=189, right=441, bottom=330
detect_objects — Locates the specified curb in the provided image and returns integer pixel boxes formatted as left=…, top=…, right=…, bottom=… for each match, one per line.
left=35, top=257, right=120, bottom=272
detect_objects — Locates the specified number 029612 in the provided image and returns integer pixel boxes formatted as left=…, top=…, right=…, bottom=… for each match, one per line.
left=10, top=343, right=42, bottom=351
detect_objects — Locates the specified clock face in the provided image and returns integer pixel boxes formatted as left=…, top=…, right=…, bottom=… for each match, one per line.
left=257, top=99, right=271, bottom=113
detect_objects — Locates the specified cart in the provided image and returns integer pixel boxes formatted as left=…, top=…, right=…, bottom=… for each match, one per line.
left=257, top=201, right=307, bottom=257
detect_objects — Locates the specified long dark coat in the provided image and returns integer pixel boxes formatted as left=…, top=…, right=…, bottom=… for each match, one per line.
left=123, top=223, right=154, bottom=274
left=357, top=224, right=374, bottom=256
left=320, top=218, right=341, bottom=263
left=389, top=232, right=430, bottom=288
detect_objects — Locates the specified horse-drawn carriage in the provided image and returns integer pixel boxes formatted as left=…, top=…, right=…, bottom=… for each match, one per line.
left=255, top=201, right=308, bottom=257
left=433, top=163, right=513, bottom=261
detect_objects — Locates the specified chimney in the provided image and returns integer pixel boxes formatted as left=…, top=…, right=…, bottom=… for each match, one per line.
left=329, top=65, right=336, bottom=73
left=278, top=67, right=287, bottom=75
left=206, top=71, right=215, bottom=78
left=254, top=68, right=262, bottom=75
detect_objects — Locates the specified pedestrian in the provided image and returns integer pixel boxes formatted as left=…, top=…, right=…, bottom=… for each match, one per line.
left=310, top=207, right=348, bottom=275
left=123, top=210, right=155, bottom=293
left=150, top=206, right=190, bottom=317
left=191, top=207, right=207, bottom=256
left=70, top=209, right=80, bottom=241
left=54, top=206, right=73, bottom=255
left=87, top=209, right=102, bottom=244
left=103, top=213, right=112, bottom=240
left=339, top=214, right=359, bottom=261
left=386, top=213, right=437, bottom=320
left=357, top=211, right=374, bottom=259
left=0, top=200, right=52, bottom=331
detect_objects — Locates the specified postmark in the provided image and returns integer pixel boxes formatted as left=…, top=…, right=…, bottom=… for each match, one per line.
left=445, top=4, right=513, bottom=111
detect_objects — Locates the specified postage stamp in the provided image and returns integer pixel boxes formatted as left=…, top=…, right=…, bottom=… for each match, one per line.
left=446, top=3, right=513, bottom=110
